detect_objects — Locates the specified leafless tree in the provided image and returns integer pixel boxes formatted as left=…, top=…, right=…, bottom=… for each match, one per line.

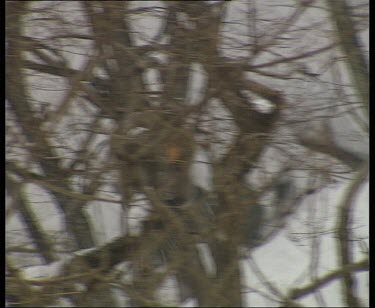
left=6, top=1, right=368, bottom=307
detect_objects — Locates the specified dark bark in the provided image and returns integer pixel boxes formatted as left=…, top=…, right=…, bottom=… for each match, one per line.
left=327, top=0, right=369, bottom=115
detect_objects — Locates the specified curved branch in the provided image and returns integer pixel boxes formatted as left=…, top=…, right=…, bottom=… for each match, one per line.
left=288, top=258, right=368, bottom=301
left=335, top=162, right=368, bottom=307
